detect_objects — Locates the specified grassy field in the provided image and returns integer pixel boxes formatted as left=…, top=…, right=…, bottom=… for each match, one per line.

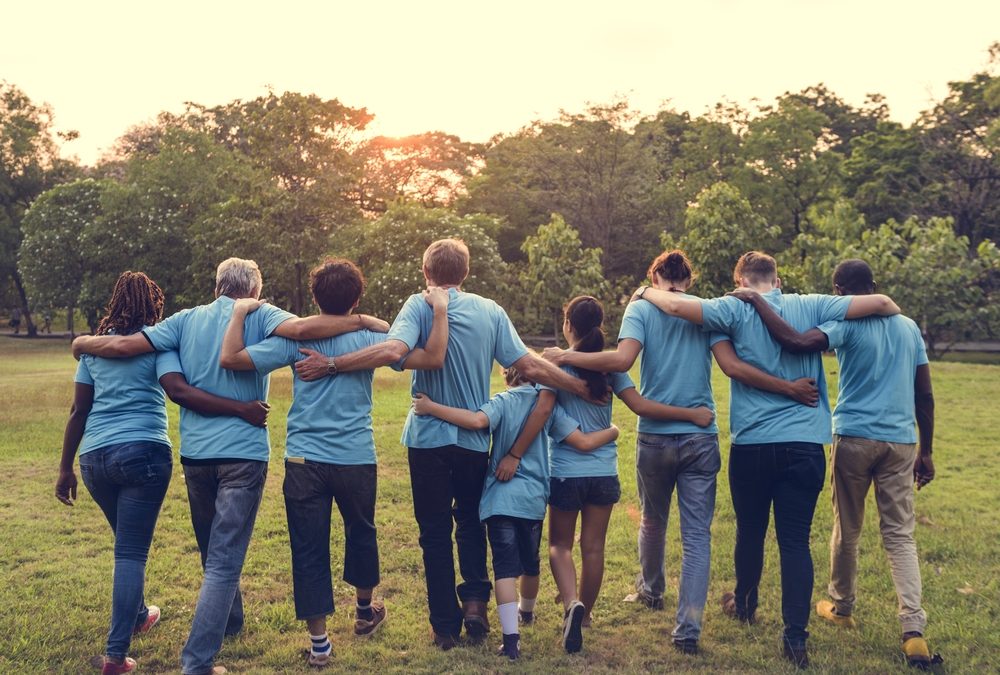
left=0, top=337, right=997, bottom=674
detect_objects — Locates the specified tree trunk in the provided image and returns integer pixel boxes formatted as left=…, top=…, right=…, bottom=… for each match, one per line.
left=553, top=309, right=560, bottom=344
left=12, top=270, right=37, bottom=337
left=67, top=303, right=75, bottom=337
left=294, top=262, right=304, bottom=315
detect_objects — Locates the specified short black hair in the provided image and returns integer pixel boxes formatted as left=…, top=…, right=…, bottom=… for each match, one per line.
left=310, top=258, right=365, bottom=315
left=833, top=259, right=875, bottom=295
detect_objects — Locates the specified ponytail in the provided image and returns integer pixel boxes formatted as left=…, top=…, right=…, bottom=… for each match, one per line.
left=564, top=296, right=608, bottom=400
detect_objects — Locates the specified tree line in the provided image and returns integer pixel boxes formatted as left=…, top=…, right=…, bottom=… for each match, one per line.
left=2, top=44, right=999, bottom=355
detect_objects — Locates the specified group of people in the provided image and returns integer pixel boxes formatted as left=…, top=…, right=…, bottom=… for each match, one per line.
left=58, top=238, right=937, bottom=674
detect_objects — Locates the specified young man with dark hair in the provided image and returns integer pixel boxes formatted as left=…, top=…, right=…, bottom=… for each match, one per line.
left=728, top=258, right=937, bottom=668
left=218, top=258, right=450, bottom=667
left=632, top=250, right=902, bottom=668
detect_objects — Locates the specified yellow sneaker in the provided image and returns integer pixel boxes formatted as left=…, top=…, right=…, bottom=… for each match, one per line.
left=902, top=636, right=931, bottom=669
left=816, top=600, right=856, bottom=628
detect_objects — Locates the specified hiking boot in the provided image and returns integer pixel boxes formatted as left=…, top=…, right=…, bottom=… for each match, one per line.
left=782, top=641, right=809, bottom=669
left=431, top=628, right=460, bottom=651
left=816, top=600, right=856, bottom=628
left=902, top=634, right=932, bottom=669
left=462, top=600, right=489, bottom=642
left=497, top=633, right=521, bottom=661
left=624, top=589, right=664, bottom=610
left=562, top=600, right=586, bottom=654
left=721, top=591, right=756, bottom=625
left=354, top=600, right=387, bottom=637
left=673, top=638, right=699, bottom=655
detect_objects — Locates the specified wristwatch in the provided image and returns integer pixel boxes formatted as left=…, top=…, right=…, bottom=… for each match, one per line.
left=637, top=286, right=649, bottom=299
left=326, top=357, right=338, bottom=376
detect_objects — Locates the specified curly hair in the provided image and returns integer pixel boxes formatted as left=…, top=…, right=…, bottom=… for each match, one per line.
left=96, top=271, right=165, bottom=336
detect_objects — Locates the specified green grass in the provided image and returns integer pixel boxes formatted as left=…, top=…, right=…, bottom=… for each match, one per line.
left=1, top=337, right=997, bottom=673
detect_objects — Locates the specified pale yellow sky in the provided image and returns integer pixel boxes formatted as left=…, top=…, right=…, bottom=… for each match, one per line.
left=4, top=0, right=999, bottom=165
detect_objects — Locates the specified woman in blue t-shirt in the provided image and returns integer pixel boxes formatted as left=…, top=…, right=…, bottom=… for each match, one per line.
left=55, top=272, right=269, bottom=675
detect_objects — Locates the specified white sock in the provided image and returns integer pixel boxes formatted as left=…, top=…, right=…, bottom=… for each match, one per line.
left=310, top=632, right=330, bottom=656
left=498, top=601, right=519, bottom=635
left=518, top=597, right=537, bottom=613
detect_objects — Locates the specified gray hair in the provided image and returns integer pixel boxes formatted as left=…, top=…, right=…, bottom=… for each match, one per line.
left=215, top=257, right=263, bottom=299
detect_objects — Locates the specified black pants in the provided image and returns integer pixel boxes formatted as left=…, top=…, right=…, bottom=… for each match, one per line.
left=283, top=461, right=380, bottom=620
left=729, top=442, right=825, bottom=646
left=408, top=445, right=491, bottom=635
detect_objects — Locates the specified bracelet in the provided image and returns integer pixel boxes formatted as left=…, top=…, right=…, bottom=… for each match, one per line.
left=509, top=453, right=522, bottom=460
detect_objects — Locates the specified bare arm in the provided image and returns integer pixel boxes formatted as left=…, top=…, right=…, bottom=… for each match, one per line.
left=219, top=299, right=261, bottom=371
left=635, top=287, right=704, bottom=325
left=159, top=373, right=269, bottom=428
left=56, top=383, right=93, bottom=506
left=494, top=390, right=556, bottom=481
left=399, top=289, right=450, bottom=370
left=273, top=313, right=389, bottom=340
left=728, top=289, right=829, bottom=353
left=72, top=333, right=153, bottom=360
left=914, top=364, right=935, bottom=489
left=617, top=387, right=715, bottom=427
left=543, top=339, right=642, bottom=372
left=513, top=353, right=592, bottom=400
left=412, top=394, right=490, bottom=430
left=711, top=340, right=819, bottom=407
left=564, top=425, right=620, bottom=452
left=844, top=294, right=900, bottom=319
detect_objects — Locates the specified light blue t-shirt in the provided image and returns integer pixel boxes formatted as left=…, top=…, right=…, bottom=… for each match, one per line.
left=819, top=314, right=928, bottom=444
left=245, top=330, right=387, bottom=464
left=700, top=290, right=851, bottom=445
left=142, top=297, right=294, bottom=461
left=544, top=368, right=635, bottom=478
left=388, top=289, right=530, bottom=452
left=74, top=349, right=183, bottom=454
left=618, top=297, right=718, bottom=435
left=478, top=385, right=576, bottom=521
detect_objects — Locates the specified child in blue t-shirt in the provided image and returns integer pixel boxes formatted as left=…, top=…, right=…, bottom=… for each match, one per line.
left=413, top=366, right=618, bottom=661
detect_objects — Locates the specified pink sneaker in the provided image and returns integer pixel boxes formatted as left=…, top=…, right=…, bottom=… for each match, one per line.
left=133, top=605, right=161, bottom=635
left=101, top=657, right=136, bottom=675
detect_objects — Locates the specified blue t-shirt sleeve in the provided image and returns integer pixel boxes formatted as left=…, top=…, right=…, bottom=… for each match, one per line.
left=912, top=323, right=929, bottom=366
left=246, top=336, right=299, bottom=374
left=610, top=370, right=635, bottom=394
left=817, top=319, right=849, bottom=350
left=259, top=304, right=297, bottom=337
left=700, top=297, right=737, bottom=334
left=493, top=306, right=529, bottom=368
left=709, top=332, right=730, bottom=347
left=479, top=392, right=506, bottom=432
left=154, top=350, right=184, bottom=378
left=386, top=295, right=423, bottom=350
left=808, top=294, right=851, bottom=325
left=142, top=309, right=187, bottom=351
left=617, top=301, right=645, bottom=345
left=548, top=405, right=580, bottom=443
left=74, top=358, right=94, bottom=386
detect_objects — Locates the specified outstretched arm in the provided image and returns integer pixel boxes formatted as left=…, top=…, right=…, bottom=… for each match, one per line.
left=728, top=289, right=829, bottom=353
left=711, top=340, right=819, bottom=406
left=273, top=312, right=389, bottom=340
left=543, top=339, right=642, bottom=373
left=513, top=353, right=592, bottom=401
left=412, top=394, right=490, bottom=430
left=844, top=294, right=900, bottom=319
left=914, top=364, right=935, bottom=489
left=56, top=383, right=94, bottom=506
left=617, top=387, right=715, bottom=427
left=564, top=425, right=620, bottom=452
left=159, top=373, right=269, bottom=427
left=634, top=287, right=704, bottom=325
left=72, top=333, right=152, bottom=360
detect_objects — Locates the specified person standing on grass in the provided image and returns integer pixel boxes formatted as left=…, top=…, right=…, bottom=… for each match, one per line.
left=218, top=258, right=450, bottom=667
left=71, top=258, right=385, bottom=675
left=293, top=239, right=594, bottom=651
left=727, top=259, right=938, bottom=669
left=412, top=365, right=619, bottom=661
left=542, top=251, right=819, bottom=656
left=56, top=271, right=271, bottom=675
left=634, top=251, right=901, bottom=668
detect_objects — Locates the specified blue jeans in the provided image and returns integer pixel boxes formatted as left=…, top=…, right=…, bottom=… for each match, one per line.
left=79, top=441, right=173, bottom=660
left=729, top=442, right=825, bottom=647
left=180, top=461, right=267, bottom=675
left=635, top=433, right=720, bottom=642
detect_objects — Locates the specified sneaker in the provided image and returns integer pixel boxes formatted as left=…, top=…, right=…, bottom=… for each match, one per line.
left=497, top=633, right=521, bottom=661
left=902, top=634, right=932, bottom=669
left=562, top=601, right=586, bottom=654
left=307, top=650, right=331, bottom=668
left=462, top=600, right=489, bottom=643
left=782, top=641, right=809, bottom=669
left=518, top=610, right=535, bottom=626
left=816, top=600, right=856, bottom=628
left=133, top=605, right=161, bottom=634
left=431, top=628, right=460, bottom=651
left=673, top=638, right=699, bottom=655
left=101, top=657, right=136, bottom=675
left=721, top=592, right=756, bottom=625
left=354, top=600, right=387, bottom=638
left=624, top=589, right=664, bottom=610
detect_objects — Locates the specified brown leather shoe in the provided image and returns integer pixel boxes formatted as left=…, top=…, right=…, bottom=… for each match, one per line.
left=462, top=600, right=490, bottom=642
left=431, top=628, right=459, bottom=651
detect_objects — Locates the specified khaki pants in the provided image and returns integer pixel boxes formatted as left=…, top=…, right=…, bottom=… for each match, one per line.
left=828, top=435, right=927, bottom=634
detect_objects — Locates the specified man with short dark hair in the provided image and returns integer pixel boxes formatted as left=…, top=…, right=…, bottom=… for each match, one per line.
left=728, top=258, right=937, bottom=668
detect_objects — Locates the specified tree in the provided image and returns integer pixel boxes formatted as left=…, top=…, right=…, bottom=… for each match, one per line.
left=664, top=183, right=780, bottom=298
left=518, top=214, right=608, bottom=339
left=842, top=122, right=927, bottom=227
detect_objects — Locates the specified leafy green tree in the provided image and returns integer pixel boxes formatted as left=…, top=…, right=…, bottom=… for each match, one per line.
left=518, top=214, right=608, bottom=339
left=842, top=122, right=927, bottom=227
left=778, top=199, right=868, bottom=293
left=664, top=182, right=780, bottom=298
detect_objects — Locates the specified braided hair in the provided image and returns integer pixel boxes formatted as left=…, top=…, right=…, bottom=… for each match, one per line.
left=95, top=271, right=165, bottom=336
left=564, top=296, right=608, bottom=400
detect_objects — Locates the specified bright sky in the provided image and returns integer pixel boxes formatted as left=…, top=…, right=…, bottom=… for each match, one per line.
left=5, top=0, right=999, bottom=166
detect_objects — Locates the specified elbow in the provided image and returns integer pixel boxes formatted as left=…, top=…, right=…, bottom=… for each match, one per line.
left=389, top=341, right=410, bottom=364
left=717, top=360, right=738, bottom=378
left=219, top=354, right=239, bottom=370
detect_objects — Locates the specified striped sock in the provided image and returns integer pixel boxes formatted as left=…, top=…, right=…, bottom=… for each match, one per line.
left=310, top=633, right=331, bottom=657
left=357, top=598, right=373, bottom=619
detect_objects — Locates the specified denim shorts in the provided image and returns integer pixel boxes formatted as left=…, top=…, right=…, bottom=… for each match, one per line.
left=486, top=515, right=543, bottom=579
left=548, top=475, right=621, bottom=511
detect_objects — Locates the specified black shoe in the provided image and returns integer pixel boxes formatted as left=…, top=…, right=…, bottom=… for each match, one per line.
left=782, top=641, right=809, bottom=669
left=497, top=633, right=521, bottom=661
left=673, top=638, right=699, bottom=655
left=562, top=601, right=586, bottom=654
left=431, top=629, right=460, bottom=651
left=518, top=610, right=535, bottom=626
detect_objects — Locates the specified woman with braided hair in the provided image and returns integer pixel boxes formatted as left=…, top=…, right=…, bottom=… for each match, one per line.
left=55, top=271, right=270, bottom=675
left=540, top=295, right=714, bottom=654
